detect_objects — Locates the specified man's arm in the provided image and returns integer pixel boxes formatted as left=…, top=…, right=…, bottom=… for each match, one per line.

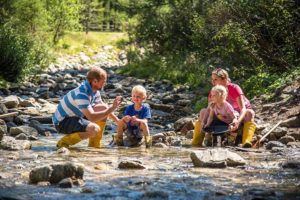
left=81, top=96, right=122, bottom=122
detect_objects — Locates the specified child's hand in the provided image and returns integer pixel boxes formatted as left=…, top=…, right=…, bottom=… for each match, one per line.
left=123, top=115, right=131, bottom=123
left=229, top=118, right=239, bottom=131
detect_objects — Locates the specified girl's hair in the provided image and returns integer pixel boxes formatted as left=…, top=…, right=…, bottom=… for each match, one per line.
left=87, top=67, right=107, bottom=82
left=211, top=85, right=227, bottom=98
left=132, top=85, right=147, bottom=97
left=212, top=68, right=231, bottom=82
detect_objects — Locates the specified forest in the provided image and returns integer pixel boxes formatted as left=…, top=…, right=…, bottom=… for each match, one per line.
left=0, top=0, right=299, bottom=99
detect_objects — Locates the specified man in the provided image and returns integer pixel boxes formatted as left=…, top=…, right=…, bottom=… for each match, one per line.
left=52, top=67, right=122, bottom=148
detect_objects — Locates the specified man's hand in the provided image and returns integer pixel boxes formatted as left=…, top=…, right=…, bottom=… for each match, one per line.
left=112, top=96, right=123, bottom=109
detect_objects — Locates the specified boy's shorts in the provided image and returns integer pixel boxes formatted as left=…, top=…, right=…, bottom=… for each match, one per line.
left=123, top=128, right=143, bottom=147
left=55, top=116, right=90, bottom=134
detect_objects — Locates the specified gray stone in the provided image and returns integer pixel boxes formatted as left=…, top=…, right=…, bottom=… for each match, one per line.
left=287, top=142, right=300, bottom=148
left=58, top=177, right=73, bottom=188
left=0, top=136, right=31, bottom=150
left=118, top=160, right=146, bottom=169
left=279, top=135, right=295, bottom=144
left=153, top=143, right=168, bottom=148
left=29, top=163, right=84, bottom=184
left=29, top=165, right=53, bottom=184
left=281, top=160, right=300, bottom=169
left=50, top=163, right=84, bottom=184
left=9, top=125, right=38, bottom=137
left=281, top=116, right=300, bottom=128
left=2, top=95, right=19, bottom=108
left=0, top=119, right=7, bottom=141
left=190, top=149, right=246, bottom=168
left=15, top=133, right=28, bottom=140
left=174, top=117, right=194, bottom=131
left=265, top=141, right=286, bottom=150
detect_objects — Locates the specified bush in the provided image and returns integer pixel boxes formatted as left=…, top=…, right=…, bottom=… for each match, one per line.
left=0, top=25, right=50, bottom=82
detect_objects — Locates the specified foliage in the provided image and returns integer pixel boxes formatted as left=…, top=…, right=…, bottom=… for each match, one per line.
left=0, top=25, right=51, bottom=82
left=121, top=0, right=299, bottom=99
left=47, top=0, right=82, bottom=44
left=55, top=31, right=128, bottom=54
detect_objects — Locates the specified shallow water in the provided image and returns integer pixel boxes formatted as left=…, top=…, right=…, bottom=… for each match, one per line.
left=0, top=133, right=299, bottom=200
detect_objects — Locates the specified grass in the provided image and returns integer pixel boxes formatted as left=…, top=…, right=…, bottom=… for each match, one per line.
left=55, top=31, right=128, bottom=55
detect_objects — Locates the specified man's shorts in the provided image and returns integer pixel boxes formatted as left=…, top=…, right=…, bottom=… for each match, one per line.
left=123, top=128, right=143, bottom=147
left=55, top=116, right=90, bottom=134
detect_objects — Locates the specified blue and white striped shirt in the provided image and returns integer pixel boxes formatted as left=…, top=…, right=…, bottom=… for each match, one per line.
left=52, top=80, right=102, bottom=125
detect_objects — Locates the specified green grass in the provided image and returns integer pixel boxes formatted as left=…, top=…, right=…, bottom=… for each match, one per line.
left=55, top=31, right=128, bottom=55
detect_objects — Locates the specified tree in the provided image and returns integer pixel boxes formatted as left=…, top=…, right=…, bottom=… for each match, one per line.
left=46, top=0, right=82, bottom=44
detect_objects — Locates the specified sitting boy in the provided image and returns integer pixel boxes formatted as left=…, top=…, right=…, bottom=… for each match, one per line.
left=114, top=85, right=152, bottom=148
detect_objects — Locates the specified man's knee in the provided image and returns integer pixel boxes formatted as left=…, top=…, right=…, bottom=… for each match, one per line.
left=93, top=104, right=109, bottom=112
left=86, top=122, right=100, bottom=138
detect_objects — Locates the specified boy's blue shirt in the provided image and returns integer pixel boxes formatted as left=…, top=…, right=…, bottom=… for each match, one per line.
left=124, top=103, right=151, bottom=130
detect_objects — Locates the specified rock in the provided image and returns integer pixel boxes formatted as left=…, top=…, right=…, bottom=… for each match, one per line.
left=186, top=130, right=194, bottom=139
left=15, top=133, right=28, bottom=140
left=190, top=149, right=246, bottom=168
left=281, top=116, right=300, bottom=128
left=153, top=143, right=168, bottom=148
left=265, top=141, right=286, bottom=150
left=174, top=117, right=194, bottom=132
left=287, top=142, right=300, bottom=148
left=9, top=126, right=38, bottom=137
left=29, top=165, right=53, bottom=184
left=29, top=120, right=56, bottom=136
left=29, top=163, right=84, bottom=184
left=281, top=160, right=300, bottom=169
left=118, top=160, right=146, bottom=169
left=0, top=103, right=8, bottom=114
left=0, top=119, right=7, bottom=141
left=50, top=163, right=84, bottom=184
left=279, top=135, right=295, bottom=144
left=0, top=136, right=31, bottom=150
left=2, top=95, right=19, bottom=108
left=57, top=147, right=70, bottom=155
left=58, top=177, right=73, bottom=188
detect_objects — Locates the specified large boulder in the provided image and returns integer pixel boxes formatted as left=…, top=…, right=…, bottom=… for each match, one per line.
left=29, top=163, right=84, bottom=184
left=190, top=149, right=246, bottom=168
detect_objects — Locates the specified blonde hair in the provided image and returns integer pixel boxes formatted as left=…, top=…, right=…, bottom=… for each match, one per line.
left=211, top=85, right=227, bottom=98
left=87, top=67, right=107, bottom=82
left=132, top=85, right=147, bottom=97
left=212, top=68, right=231, bottom=82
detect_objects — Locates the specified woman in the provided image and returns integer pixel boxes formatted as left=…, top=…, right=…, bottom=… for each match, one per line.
left=192, top=68, right=256, bottom=148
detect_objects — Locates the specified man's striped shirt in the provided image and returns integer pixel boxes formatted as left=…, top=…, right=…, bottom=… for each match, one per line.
left=52, top=80, right=102, bottom=125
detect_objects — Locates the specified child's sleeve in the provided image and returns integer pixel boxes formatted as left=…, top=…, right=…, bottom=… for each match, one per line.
left=142, top=104, right=151, bottom=119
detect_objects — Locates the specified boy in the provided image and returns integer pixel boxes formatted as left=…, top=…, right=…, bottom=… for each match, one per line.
left=114, top=85, right=152, bottom=148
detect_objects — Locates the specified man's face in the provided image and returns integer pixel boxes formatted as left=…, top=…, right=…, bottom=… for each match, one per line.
left=93, top=76, right=107, bottom=90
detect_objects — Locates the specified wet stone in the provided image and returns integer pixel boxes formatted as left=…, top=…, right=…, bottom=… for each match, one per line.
left=118, top=160, right=146, bottom=169
left=0, top=136, right=32, bottom=150
left=265, top=141, right=286, bottom=150
left=281, top=160, right=300, bottom=169
left=153, top=143, right=168, bottom=148
left=190, top=149, right=246, bottom=168
left=58, top=177, right=73, bottom=188
left=279, top=135, right=295, bottom=144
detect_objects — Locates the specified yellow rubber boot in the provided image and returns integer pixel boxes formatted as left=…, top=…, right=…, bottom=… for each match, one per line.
left=191, top=120, right=205, bottom=147
left=242, top=121, right=256, bottom=148
left=57, top=132, right=82, bottom=148
left=88, top=121, right=106, bottom=148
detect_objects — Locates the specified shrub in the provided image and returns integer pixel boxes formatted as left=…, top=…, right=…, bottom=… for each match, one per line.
left=0, top=25, right=50, bottom=82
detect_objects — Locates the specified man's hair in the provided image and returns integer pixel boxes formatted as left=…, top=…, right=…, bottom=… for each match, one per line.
left=132, top=85, right=147, bottom=97
left=211, top=85, right=227, bottom=98
left=87, top=67, right=107, bottom=82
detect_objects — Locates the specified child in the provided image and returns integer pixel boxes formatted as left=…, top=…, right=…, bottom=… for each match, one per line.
left=203, top=85, right=239, bottom=146
left=114, top=85, right=152, bottom=148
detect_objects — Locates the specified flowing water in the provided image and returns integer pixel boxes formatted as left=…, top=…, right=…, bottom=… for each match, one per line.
left=0, top=132, right=299, bottom=200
